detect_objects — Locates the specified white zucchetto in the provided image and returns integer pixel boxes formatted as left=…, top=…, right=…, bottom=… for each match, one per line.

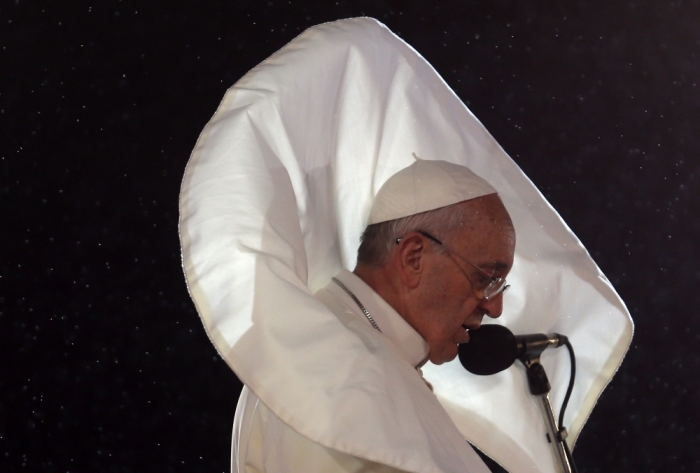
left=368, top=155, right=497, bottom=225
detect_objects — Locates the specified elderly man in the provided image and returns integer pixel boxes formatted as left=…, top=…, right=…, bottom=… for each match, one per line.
left=352, top=161, right=515, bottom=367
left=232, top=158, right=515, bottom=473
left=181, top=17, right=632, bottom=473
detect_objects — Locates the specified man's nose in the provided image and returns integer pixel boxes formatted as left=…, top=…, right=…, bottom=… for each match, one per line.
left=478, top=294, right=503, bottom=319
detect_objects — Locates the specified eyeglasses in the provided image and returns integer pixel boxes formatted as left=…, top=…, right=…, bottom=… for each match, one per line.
left=395, top=231, right=510, bottom=301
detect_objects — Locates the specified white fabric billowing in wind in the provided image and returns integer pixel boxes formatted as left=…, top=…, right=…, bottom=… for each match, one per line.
left=231, top=270, right=490, bottom=473
left=179, top=17, right=633, bottom=473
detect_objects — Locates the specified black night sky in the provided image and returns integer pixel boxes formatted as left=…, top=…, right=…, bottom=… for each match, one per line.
left=3, top=1, right=700, bottom=472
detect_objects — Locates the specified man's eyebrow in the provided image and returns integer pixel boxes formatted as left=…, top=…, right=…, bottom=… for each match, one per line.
left=480, top=261, right=510, bottom=271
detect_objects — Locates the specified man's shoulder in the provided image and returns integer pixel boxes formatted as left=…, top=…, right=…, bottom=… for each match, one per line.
left=314, top=285, right=387, bottom=344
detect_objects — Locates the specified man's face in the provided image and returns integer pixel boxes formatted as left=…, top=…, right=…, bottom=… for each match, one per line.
left=410, top=197, right=515, bottom=365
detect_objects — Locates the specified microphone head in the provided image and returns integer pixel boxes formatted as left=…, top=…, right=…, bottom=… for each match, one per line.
left=458, top=325, right=518, bottom=375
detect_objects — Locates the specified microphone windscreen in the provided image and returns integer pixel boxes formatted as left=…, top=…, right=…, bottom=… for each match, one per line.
left=458, top=325, right=518, bottom=375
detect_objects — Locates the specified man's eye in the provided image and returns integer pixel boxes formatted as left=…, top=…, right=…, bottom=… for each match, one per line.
left=474, top=274, right=492, bottom=288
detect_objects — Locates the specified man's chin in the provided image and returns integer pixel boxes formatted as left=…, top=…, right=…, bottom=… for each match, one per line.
left=429, top=347, right=459, bottom=365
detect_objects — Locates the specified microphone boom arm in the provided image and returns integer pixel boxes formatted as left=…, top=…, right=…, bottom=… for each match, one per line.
left=458, top=326, right=578, bottom=473
left=517, top=334, right=573, bottom=473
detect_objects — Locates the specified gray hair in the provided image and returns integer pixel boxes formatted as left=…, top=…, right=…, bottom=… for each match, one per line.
left=356, top=203, right=466, bottom=267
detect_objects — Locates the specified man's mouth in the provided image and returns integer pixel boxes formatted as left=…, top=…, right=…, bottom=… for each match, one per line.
left=460, top=323, right=482, bottom=344
left=459, top=325, right=472, bottom=344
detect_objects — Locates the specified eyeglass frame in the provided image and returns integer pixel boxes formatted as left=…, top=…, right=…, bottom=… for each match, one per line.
left=394, top=230, right=510, bottom=301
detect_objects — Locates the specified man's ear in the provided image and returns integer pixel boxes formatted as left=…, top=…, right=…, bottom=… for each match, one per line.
left=392, top=232, right=428, bottom=289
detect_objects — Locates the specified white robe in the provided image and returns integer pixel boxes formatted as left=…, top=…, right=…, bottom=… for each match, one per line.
left=231, top=270, right=493, bottom=473
left=179, top=17, right=634, bottom=473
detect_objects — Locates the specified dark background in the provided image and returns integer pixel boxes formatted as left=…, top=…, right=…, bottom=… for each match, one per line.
left=3, top=1, right=699, bottom=472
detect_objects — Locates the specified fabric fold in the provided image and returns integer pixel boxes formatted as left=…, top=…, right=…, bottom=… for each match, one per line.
left=180, top=17, right=633, bottom=473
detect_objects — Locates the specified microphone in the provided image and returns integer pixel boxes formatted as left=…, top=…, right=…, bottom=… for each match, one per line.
left=458, top=325, right=568, bottom=375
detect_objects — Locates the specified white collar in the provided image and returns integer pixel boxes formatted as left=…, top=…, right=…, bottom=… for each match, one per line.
left=329, top=269, right=430, bottom=369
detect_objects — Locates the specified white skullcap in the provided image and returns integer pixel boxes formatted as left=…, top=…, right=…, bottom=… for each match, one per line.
left=368, top=155, right=498, bottom=225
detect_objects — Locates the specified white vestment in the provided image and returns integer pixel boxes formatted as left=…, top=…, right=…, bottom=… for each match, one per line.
left=179, top=17, right=634, bottom=473
left=231, top=270, right=492, bottom=473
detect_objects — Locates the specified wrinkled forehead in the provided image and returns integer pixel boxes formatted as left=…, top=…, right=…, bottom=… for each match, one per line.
left=452, top=195, right=515, bottom=237
left=448, top=196, right=516, bottom=264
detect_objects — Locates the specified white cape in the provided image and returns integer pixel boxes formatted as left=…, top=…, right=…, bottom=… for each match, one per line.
left=179, top=17, right=633, bottom=473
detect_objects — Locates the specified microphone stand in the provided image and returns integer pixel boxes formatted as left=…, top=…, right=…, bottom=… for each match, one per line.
left=518, top=337, right=572, bottom=473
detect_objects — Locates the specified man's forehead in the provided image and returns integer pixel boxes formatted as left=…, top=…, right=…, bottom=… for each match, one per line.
left=458, top=216, right=516, bottom=243
left=451, top=203, right=516, bottom=266
left=453, top=196, right=514, bottom=231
